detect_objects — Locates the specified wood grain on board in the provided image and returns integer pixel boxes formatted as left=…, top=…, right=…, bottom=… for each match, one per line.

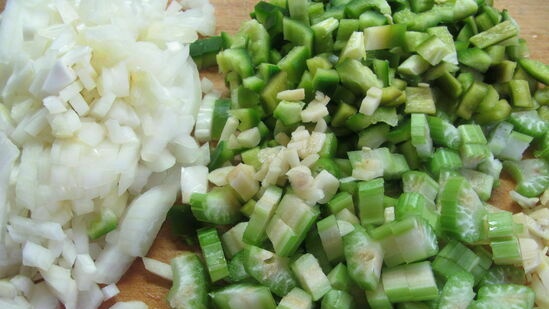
left=0, top=0, right=547, bottom=308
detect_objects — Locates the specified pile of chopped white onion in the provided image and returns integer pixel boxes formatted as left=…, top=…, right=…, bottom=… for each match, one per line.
left=0, top=0, right=215, bottom=308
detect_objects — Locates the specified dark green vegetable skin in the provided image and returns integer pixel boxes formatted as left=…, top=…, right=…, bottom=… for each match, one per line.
left=179, top=0, right=548, bottom=308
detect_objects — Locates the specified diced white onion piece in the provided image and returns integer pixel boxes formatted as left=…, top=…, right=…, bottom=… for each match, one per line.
left=208, top=166, right=235, bottom=187
left=9, top=275, right=33, bottom=298
left=228, top=164, right=259, bottom=201
left=40, top=265, right=78, bottom=309
left=142, top=257, right=173, bottom=281
left=110, top=301, right=149, bottom=309
left=0, top=280, right=17, bottom=298
left=117, top=182, right=178, bottom=257
left=43, top=96, right=67, bottom=114
left=29, top=282, right=60, bottom=309
left=90, top=92, right=116, bottom=118
left=194, top=93, right=217, bottom=142
left=237, top=127, right=261, bottom=148
left=74, top=254, right=97, bottom=291
left=314, top=170, right=340, bottom=204
left=93, top=244, right=135, bottom=284
left=76, top=283, right=104, bottom=309
left=101, top=283, right=120, bottom=301
left=359, top=87, right=382, bottom=116
left=68, top=93, right=90, bottom=116
left=49, top=109, right=81, bottom=138
left=219, top=116, right=240, bottom=141
left=59, top=81, right=83, bottom=103
left=41, top=60, right=76, bottom=95
left=22, top=241, right=55, bottom=271
left=181, top=165, right=209, bottom=203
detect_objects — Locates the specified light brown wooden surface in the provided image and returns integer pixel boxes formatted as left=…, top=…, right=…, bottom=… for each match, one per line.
left=0, top=0, right=547, bottom=308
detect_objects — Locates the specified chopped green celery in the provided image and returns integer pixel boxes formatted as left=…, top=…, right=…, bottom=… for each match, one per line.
left=240, top=20, right=271, bottom=65
left=327, top=263, right=354, bottom=292
left=348, top=147, right=398, bottom=181
left=278, top=45, right=310, bottom=85
left=410, top=0, right=434, bottom=13
left=309, top=2, right=325, bottom=22
left=486, top=60, right=516, bottom=83
left=258, top=63, right=282, bottom=81
left=395, top=192, right=438, bottom=229
left=317, top=215, right=345, bottom=262
left=189, top=36, right=223, bottom=69
left=474, top=98, right=511, bottom=125
left=87, top=208, right=118, bottom=240
left=486, top=211, right=514, bottom=239
left=534, top=131, right=549, bottom=160
left=381, top=86, right=405, bottom=107
left=313, top=68, right=340, bottom=95
left=365, top=283, right=392, bottom=309
left=458, top=47, right=492, bottom=73
left=497, top=131, right=533, bottom=161
left=404, top=87, right=436, bottom=114
left=211, top=284, right=277, bottom=309
left=434, top=71, right=462, bottom=99
left=398, top=55, right=431, bottom=77
left=221, top=222, right=248, bottom=258
left=426, top=116, right=461, bottom=149
left=437, top=272, right=475, bottom=309
left=306, top=56, right=333, bottom=77
left=503, top=159, right=549, bottom=198
left=358, top=10, right=388, bottom=28
left=387, top=118, right=410, bottom=144
left=168, top=252, right=208, bottom=309
left=508, top=79, right=533, bottom=108
left=217, top=48, right=254, bottom=79
left=490, top=238, right=521, bottom=265
left=197, top=228, right=229, bottom=282
left=403, top=31, right=431, bottom=52
left=291, top=253, right=332, bottom=301
left=334, top=19, right=360, bottom=51
left=343, top=226, right=383, bottom=290
left=469, top=20, right=518, bottom=49
left=480, top=264, right=526, bottom=286
left=298, top=71, right=315, bottom=102
left=336, top=58, right=382, bottom=95
left=357, top=178, right=385, bottom=226
left=321, top=289, right=355, bottom=309
left=331, top=102, right=356, bottom=128
left=372, top=216, right=438, bottom=267
left=340, top=31, right=365, bottom=61
left=439, top=176, right=486, bottom=243
left=311, top=158, right=342, bottom=179
left=477, top=154, right=503, bottom=181
left=432, top=240, right=492, bottom=284
left=487, top=121, right=513, bottom=156
left=345, top=107, right=399, bottom=131
left=399, top=140, right=421, bottom=170
left=508, top=110, right=549, bottom=138
left=243, top=245, right=297, bottom=297
left=460, top=169, right=494, bottom=201
left=469, top=284, right=535, bottom=309
left=243, top=186, right=283, bottom=245
left=460, top=144, right=491, bottom=169
left=518, top=58, right=549, bottom=85
left=273, top=100, right=304, bottom=126
left=382, top=261, right=439, bottom=302
left=402, top=170, right=439, bottom=202
left=312, top=17, right=339, bottom=54
left=429, top=148, right=463, bottom=178
left=288, top=0, right=310, bottom=25
left=319, top=132, right=338, bottom=158
left=457, top=81, right=488, bottom=120
left=305, top=226, right=333, bottom=274
left=328, top=192, right=355, bottom=215
left=363, top=24, right=406, bottom=51
left=261, top=71, right=289, bottom=114
left=276, top=287, right=313, bottom=309
left=282, top=17, right=313, bottom=54
left=190, top=186, right=242, bottom=225
left=266, top=194, right=320, bottom=257
left=410, top=113, right=434, bottom=159
left=345, top=0, right=391, bottom=17
left=357, top=123, right=390, bottom=149
left=415, top=35, right=453, bottom=66
left=234, top=86, right=260, bottom=108
left=211, top=99, right=232, bottom=141
left=227, top=250, right=252, bottom=283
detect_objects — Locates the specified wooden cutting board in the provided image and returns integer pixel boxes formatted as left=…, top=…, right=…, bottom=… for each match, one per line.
left=0, top=0, right=546, bottom=308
